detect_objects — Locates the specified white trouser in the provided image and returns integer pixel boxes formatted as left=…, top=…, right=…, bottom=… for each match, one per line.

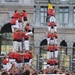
left=55, top=50, right=58, bottom=58
left=3, top=65, right=7, bottom=70
left=11, top=20, right=20, bottom=32
left=48, top=26, right=51, bottom=32
left=25, top=62, right=29, bottom=66
left=12, top=41, right=18, bottom=52
left=51, top=28, right=54, bottom=33
left=54, top=26, right=57, bottom=32
left=29, top=59, right=32, bottom=66
left=46, top=64, right=50, bottom=68
left=47, top=38, right=50, bottom=45
left=50, top=65, right=54, bottom=69
left=19, top=22, right=23, bottom=30
left=47, top=51, right=51, bottom=59
left=17, top=41, right=22, bottom=51
left=50, top=39, right=54, bottom=45
left=24, top=40, right=29, bottom=50
left=9, top=59, right=16, bottom=63
left=49, top=16, right=56, bottom=22
left=54, top=38, right=58, bottom=45
left=16, top=63, right=23, bottom=69
left=55, top=65, right=58, bottom=67
left=3, top=62, right=12, bottom=71
left=26, top=32, right=33, bottom=36
left=11, top=25, right=19, bottom=32
left=23, top=21, right=28, bottom=29
left=49, top=52, right=54, bottom=58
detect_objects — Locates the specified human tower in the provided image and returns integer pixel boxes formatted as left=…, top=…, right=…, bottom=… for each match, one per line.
left=2, top=10, right=33, bottom=70
left=46, top=2, right=58, bottom=68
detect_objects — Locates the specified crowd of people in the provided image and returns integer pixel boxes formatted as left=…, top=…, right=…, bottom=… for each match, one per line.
left=0, top=64, right=75, bottom=75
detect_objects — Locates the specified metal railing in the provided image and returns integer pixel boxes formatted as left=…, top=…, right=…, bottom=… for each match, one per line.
left=34, top=0, right=75, bottom=4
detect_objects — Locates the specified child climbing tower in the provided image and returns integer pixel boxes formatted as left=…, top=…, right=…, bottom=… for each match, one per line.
left=46, top=0, right=58, bottom=68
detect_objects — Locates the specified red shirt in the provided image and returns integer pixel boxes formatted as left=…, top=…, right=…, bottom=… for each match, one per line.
left=54, top=59, right=58, bottom=64
left=10, top=18, right=16, bottom=25
left=23, top=53, right=30, bottom=59
left=9, top=52, right=14, bottom=59
left=3, top=57, right=9, bottom=65
left=50, top=34, right=54, bottom=39
left=22, top=32, right=29, bottom=39
left=47, top=9, right=55, bottom=16
left=16, top=53, right=22, bottom=63
left=17, top=32, right=23, bottom=40
left=13, top=12, right=19, bottom=19
left=13, top=52, right=17, bottom=59
left=54, top=33, right=58, bottom=38
left=18, top=15, right=22, bottom=22
left=50, top=45, right=54, bottom=52
left=13, top=32, right=18, bottom=40
left=48, top=22, right=56, bottom=27
left=53, top=45, right=58, bottom=51
left=25, top=25, right=31, bottom=31
left=46, top=45, right=51, bottom=51
left=28, top=53, right=32, bottom=59
left=22, top=12, right=27, bottom=18
left=46, top=59, right=50, bottom=64
left=49, top=59, right=55, bottom=65
left=47, top=33, right=51, bottom=38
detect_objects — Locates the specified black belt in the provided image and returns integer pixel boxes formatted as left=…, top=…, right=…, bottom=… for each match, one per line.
left=17, top=40, right=22, bottom=42
left=51, top=38, right=54, bottom=40
left=28, top=30, right=31, bottom=32
left=24, top=38, right=28, bottom=40
left=24, top=59, right=29, bottom=62
left=11, top=24, right=15, bottom=25
left=18, top=20, right=22, bottom=22
left=13, top=39, right=18, bottom=41
left=23, top=17, right=27, bottom=21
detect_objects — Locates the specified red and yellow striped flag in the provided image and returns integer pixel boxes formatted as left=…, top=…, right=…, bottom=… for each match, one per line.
left=48, top=0, right=53, bottom=9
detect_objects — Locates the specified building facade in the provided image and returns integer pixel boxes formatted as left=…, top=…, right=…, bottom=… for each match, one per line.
left=0, top=0, right=75, bottom=71
left=34, top=0, right=75, bottom=71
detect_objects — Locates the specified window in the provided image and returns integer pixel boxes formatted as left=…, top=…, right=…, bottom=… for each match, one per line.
left=34, top=6, right=36, bottom=23
left=60, top=0, right=68, bottom=1
left=73, top=43, right=75, bottom=60
left=2, top=33, right=13, bottom=55
left=73, top=8, right=75, bottom=24
left=5, top=0, right=19, bottom=2
left=40, top=6, right=47, bottom=25
left=59, top=7, right=69, bottom=25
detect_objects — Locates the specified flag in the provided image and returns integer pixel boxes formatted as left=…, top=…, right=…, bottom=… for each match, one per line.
left=46, top=0, right=53, bottom=22
left=48, top=0, right=53, bottom=10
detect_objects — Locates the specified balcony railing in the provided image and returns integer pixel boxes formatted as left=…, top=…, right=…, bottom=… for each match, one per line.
left=34, top=0, right=75, bottom=4
left=5, top=0, right=19, bottom=2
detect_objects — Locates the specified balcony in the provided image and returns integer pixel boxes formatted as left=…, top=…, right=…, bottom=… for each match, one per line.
left=0, top=0, right=34, bottom=6
left=34, top=0, right=75, bottom=4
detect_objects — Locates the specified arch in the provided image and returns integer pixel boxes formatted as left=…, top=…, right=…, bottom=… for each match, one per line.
left=73, top=43, right=75, bottom=58
left=39, top=39, right=47, bottom=70
left=0, top=23, right=12, bottom=55
left=60, top=40, right=67, bottom=55
left=1, top=23, right=12, bottom=33
left=40, top=39, right=47, bottom=46
left=73, top=43, right=75, bottom=47
left=60, top=40, right=67, bottom=47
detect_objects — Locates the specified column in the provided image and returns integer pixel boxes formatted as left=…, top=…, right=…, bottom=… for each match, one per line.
left=0, top=33, right=2, bottom=70
left=55, top=5, right=59, bottom=28
left=35, top=4, right=40, bottom=27
left=69, top=6, right=73, bottom=28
